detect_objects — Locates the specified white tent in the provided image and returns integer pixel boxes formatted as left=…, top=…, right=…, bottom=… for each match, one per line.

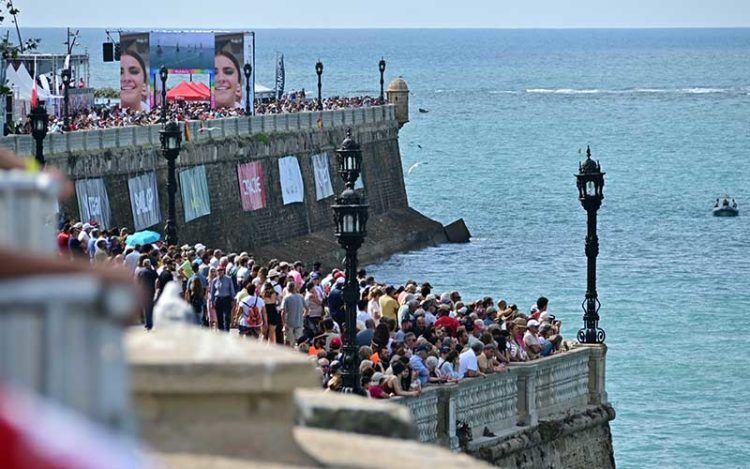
left=255, top=82, right=274, bottom=99
left=6, top=63, right=52, bottom=101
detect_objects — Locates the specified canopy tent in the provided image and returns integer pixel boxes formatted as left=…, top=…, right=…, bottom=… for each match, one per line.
left=6, top=63, right=52, bottom=101
left=255, top=82, right=274, bottom=99
left=167, top=81, right=210, bottom=102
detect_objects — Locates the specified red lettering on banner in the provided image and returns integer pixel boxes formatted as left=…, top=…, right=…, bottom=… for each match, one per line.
left=237, top=161, right=266, bottom=211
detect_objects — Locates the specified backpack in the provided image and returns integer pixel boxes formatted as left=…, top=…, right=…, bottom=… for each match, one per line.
left=242, top=296, right=263, bottom=328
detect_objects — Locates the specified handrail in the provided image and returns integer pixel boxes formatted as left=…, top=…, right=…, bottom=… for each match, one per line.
left=396, top=346, right=606, bottom=449
left=0, top=105, right=397, bottom=157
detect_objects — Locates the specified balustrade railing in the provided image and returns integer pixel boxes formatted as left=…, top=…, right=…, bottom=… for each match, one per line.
left=396, top=346, right=607, bottom=450
left=0, top=105, right=396, bottom=157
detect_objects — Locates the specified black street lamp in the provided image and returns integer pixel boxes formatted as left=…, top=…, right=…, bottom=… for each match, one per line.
left=243, top=63, right=252, bottom=114
left=378, top=58, right=386, bottom=102
left=61, top=68, right=71, bottom=131
left=575, top=146, right=606, bottom=344
left=30, top=104, right=49, bottom=166
left=159, top=65, right=168, bottom=124
left=331, top=129, right=369, bottom=394
left=315, top=60, right=323, bottom=111
left=160, top=121, right=182, bottom=246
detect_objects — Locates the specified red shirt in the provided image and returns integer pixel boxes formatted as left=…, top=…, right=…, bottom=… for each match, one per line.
left=369, top=385, right=387, bottom=399
left=57, top=232, right=70, bottom=255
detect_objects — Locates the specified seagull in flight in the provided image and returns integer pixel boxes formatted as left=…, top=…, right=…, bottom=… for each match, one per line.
left=417, top=144, right=423, bottom=149
left=407, top=161, right=428, bottom=175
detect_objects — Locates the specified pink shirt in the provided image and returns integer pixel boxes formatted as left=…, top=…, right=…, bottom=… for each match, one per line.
left=291, top=269, right=303, bottom=288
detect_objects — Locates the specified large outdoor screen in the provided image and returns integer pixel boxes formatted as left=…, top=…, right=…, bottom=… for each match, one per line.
left=119, top=32, right=150, bottom=112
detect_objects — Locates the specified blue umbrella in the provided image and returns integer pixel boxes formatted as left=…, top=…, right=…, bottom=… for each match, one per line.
left=125, top=230, right=161, bottom=246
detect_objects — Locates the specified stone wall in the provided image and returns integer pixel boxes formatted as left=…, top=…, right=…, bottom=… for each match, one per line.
left=393, top=345, right=615, bottom=468
left=26, top=106, right=447, bottom=263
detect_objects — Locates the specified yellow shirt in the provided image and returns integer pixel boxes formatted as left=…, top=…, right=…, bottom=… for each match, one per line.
left=379, top=295, right=399, bottom=321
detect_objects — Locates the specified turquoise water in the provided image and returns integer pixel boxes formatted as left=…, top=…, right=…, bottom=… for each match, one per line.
left=26, top=28, right=750, bottom=467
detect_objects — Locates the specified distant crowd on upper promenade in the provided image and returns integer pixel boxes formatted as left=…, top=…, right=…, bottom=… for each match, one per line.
left=58, top=219, right=569, bottom=399
left=8, top=92, right=385, bottom=135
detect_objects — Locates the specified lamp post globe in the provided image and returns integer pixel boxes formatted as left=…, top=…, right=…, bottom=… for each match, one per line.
left=243, top=63, right=253, bottom=114
left=315, top=61, right=324, bottom=111
left=160, top=121, right=182, bottom=247
left=378, top=58, right=386, bottom=102
left=30, top=104, right=49, bottom=166
left=61, top=68, right=71, bottom=131
left=331, top=129, right=368, bottom=394
left=159, top=65, right=169, bottom=124
left=575, top=145, right=606, bottom=344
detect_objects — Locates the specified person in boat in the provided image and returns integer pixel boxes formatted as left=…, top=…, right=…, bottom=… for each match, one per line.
left=714, top=198, right=719, bottom=208
left=723, top=198, right=730, bottom=207
left=732, top=199, right=737, bottom=209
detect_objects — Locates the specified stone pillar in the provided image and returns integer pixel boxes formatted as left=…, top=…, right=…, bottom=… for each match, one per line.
left=578, top=343, right=608, bottom=405
left=515, top=366, right=538, bottom=427
left=386, top=77, right=409, bottom=129
left=126, top=325, right=320, bottom=466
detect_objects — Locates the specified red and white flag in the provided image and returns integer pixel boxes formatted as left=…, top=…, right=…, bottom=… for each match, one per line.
left=0, top=383, right=150, bottom=469
left=30, top=78, right=38, bottom=109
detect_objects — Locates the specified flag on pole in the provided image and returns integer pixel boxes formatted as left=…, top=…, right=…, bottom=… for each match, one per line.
left=275, top=53, right=285, bottom=102
left=31, top=57, right=38, bottom=109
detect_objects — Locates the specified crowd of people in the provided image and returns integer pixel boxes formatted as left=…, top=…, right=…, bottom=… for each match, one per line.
left=10, top=94, right=385, bottom=134
left=57, top=219, right=569, bottom=399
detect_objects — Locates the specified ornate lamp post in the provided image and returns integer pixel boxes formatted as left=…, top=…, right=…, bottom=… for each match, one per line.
left=61, top=68, right=71, bottom=131
left=160, top=121, right=182, bottom=246
left=315, top=60, right=323, bottom=111
left=378, top=58, right=386, bottom=102
left=243, top=63, right=252, bottom=114
left=30, top=104, right=49, bottom=166
left=159, top=65, right=168, bottom=124
left=575, top=146, right=606, bottom=344
left=332, top=129, right=369, bottom=394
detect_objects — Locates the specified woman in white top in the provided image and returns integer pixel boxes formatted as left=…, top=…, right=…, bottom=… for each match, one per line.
left=367, top=287, right=383, bottom=322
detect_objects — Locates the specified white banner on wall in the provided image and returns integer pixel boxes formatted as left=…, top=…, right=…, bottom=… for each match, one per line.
left=128, top=172, right=161, bottom=231
left=312, top=152, right=334, bottom=201
left=75, top=178, right=112, bottom=229
left=179, top=165, right=211, bottom=222
left=278, top=156, right=304, bottom=205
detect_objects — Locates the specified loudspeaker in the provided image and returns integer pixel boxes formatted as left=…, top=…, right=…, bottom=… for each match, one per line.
left=102, top=42, right=113, bottom=62
left=115, top=43, right=121, bottom=61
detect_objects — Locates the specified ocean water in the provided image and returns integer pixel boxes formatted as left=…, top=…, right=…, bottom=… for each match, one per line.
left=22, top=28, right=750, bottom=468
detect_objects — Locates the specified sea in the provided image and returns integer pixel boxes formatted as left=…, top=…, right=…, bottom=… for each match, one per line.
left=21, top=27, right=750, bottom=468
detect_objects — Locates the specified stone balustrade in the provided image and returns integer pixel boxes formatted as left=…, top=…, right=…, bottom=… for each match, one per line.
left=396, top=345, right=607, bottom=451
left=0, top=105, right=396, bottom=157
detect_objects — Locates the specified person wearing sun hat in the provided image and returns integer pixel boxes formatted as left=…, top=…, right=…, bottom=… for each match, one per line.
left=509, top=317, right=528, bottom=362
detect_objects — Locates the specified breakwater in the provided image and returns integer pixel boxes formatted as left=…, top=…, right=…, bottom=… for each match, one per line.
left=2, top=105, right=448, bottom=265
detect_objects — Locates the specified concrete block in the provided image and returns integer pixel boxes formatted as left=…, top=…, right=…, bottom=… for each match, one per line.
left=118, top=127, right=134, bottom=146
left=237, top=117, right=249, bottom=134
left=85, top=129, right=102, bottom=151
left=295, top=389, right=416, bottom=439
left=101, top=129, right=117, bottom=148
left=134, top=126, right=151, bottom=146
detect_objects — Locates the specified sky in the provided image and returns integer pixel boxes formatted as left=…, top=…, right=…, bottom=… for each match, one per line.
left=16, top=0, right=750, bottom=28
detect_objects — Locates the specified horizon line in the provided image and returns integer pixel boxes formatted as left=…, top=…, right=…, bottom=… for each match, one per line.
left=14, top=25, right=750, bottom=30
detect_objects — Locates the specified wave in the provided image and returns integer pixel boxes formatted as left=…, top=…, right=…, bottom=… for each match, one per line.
left=525, top=87, right=738, bottom=95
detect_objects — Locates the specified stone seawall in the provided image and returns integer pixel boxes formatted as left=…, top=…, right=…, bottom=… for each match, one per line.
left=38, top=107, right=447, bottom=264
left=390, top=345, right=615, bottom=468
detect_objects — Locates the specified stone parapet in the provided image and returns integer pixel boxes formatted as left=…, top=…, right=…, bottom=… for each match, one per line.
left=395, top=346, right=608, bottom=451
left=0, top=106, right=396, bottom=157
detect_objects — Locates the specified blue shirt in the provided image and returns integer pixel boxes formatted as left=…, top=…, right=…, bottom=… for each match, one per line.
left=211, top=275, right=236, bottom=302
left=327, top=286, right=345, bottom=322
left=410, top=355, right=430, bottom=386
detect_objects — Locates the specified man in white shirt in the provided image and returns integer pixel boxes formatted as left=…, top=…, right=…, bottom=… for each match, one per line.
left=458, top=342, right=485, bottom=379
left=524, top=320, right=543, bottom=360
